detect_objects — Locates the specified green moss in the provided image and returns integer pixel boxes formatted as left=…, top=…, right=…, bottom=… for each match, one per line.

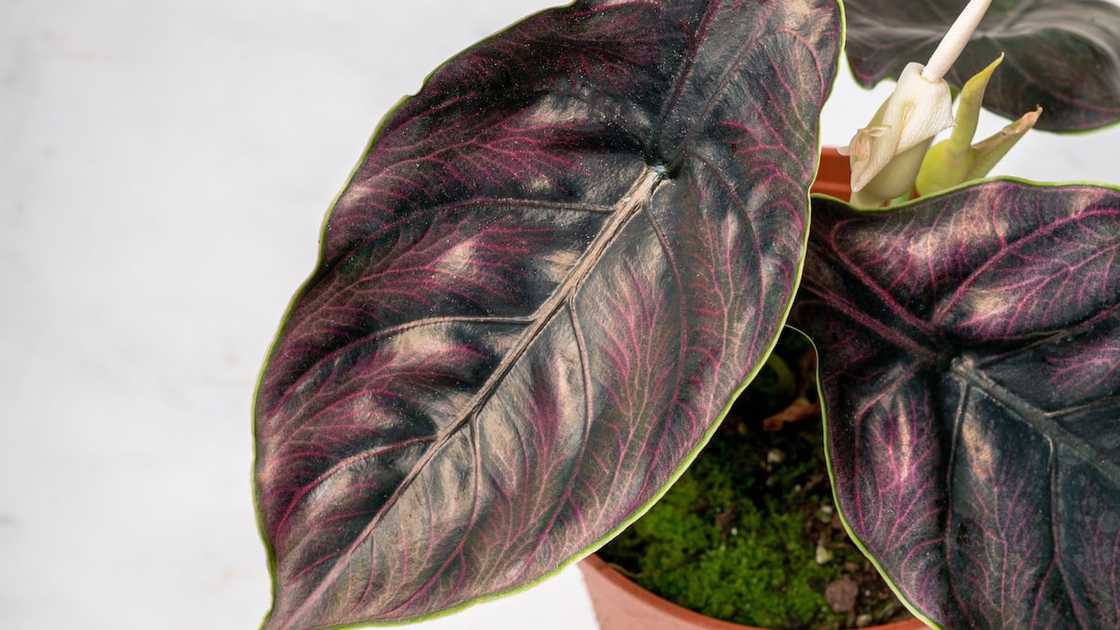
left=599, top=335, right=892, bottom=629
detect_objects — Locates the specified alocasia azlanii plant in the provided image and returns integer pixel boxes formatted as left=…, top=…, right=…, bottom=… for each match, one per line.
left=792, top=183, right=1120, bottom=628
left=255, top=0, right=1120, bottom=628
left=253, top=1, right=842, bottom=627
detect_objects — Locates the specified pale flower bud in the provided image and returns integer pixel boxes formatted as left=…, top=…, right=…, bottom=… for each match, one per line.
left=842, top=63, right=955, bottom=207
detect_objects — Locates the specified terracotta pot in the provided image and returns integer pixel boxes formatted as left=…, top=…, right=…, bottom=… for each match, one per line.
left=811, top=147, right=852, bottom=200
left=579, top=555, right=926, bottom=630
left=578, top=150, right=923, bottom=630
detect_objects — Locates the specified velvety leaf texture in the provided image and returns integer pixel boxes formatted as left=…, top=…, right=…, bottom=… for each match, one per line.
left=843, top=0, right=1120, bottom=131
left=253, top=1, right=841, bottom=628
left=793, top=184, right=1120, bottom=628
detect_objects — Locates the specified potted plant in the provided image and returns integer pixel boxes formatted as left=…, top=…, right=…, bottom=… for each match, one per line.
left=251, top=1, right=1120, bottom=629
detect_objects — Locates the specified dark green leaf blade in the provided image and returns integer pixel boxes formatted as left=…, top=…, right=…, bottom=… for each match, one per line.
left=254, top=1, right=842, bottom=628
left=793, top=183, right=1120, bottom=627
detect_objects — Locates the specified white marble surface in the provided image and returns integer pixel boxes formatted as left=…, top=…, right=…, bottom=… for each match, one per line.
left=2, top=1, right=1117, bottom=629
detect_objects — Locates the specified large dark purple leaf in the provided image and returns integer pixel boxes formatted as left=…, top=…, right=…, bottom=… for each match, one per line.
left=253, top=1, right=841, bottom=628
left=843, top=0, right=1120, bottom=131
left=793, top=183, right=1120, bottom=628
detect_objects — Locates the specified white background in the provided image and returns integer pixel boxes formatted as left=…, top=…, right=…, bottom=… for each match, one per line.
left=2, top=1, right=1116, bottom=629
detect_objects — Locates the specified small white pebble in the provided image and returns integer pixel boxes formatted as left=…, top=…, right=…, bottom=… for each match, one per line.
left=816, top=541, right=834, bottom=564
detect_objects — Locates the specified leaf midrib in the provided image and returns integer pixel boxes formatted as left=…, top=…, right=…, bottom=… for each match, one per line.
left=949, top=356, right=1120, bottom=482
left=945, top=356, right=1114, bottom=628
left=278, top=166, right=666, bottom=629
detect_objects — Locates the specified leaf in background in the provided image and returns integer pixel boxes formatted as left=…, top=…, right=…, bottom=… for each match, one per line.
left=793, top=184, right=1120, bottom=628
left=843, top=0, right=1120, bottom=132
left=253, top=1, right=841, bottom=627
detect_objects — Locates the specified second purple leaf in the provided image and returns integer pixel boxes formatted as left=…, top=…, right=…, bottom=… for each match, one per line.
left=253, top=1, right=842, bottom=628
left=793, top=182, right=1120, bottom=629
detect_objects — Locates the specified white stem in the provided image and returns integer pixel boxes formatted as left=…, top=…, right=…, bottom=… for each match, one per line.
left=922, top=0, right=992, bottom=81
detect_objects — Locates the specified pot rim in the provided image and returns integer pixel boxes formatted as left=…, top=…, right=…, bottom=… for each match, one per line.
left=811, top=147, right=852, bottom=199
